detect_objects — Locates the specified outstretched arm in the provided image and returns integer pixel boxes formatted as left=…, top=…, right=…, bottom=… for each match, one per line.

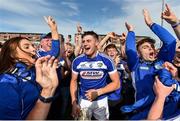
left=162, top=4, right=180, bottom=40
left=143, top=9, right=176, bottom=62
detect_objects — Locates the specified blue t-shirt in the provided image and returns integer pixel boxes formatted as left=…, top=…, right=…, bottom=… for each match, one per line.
left=72, top=52, right=117, bottom=100
left=0, top=63, right=40, bottom=119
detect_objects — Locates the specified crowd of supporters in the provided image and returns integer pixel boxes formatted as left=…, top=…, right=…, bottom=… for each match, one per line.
left=0, top=4, right=179, bottom=120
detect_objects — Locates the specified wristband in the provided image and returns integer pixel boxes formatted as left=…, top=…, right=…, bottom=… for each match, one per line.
left=172, top=22, right=179, bottom=28
left=39, top=95, right=54, bottom=103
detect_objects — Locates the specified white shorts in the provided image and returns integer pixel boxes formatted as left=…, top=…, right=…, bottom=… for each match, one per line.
left=79, top=97, right=109, bottom=120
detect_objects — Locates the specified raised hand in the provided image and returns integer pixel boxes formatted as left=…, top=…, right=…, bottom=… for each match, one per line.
left=125, top=22, right=134, bottom=31
left=77, top=22, right=82, bottom=33
left=162, top=4, right=179, bottom=25
left=35, top=55, right=59, bottom=96
left=107, top=32, right=116, bottom=39
left=143, top=9, right=153, bottom=27
left=120, top=32, right=127, bottom=45
left=44, top=16, right=57, bottom=31
left=163, top=62, right=178, bottom=78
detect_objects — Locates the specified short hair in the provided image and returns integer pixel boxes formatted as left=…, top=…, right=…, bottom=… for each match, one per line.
left=136, top=37, right=156, bottom=49
left=82, top=31, right=99, bottom=40
left=104, top=43, right=118, bottom=52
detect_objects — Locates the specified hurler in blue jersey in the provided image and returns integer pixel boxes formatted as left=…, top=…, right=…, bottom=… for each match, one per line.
left=70, top=31, right=120, bottom=120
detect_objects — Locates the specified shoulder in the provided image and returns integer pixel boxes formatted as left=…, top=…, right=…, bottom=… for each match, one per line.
left=0, top=74, right=18, bottom=84
left=73, top=54, right=85, bottom=63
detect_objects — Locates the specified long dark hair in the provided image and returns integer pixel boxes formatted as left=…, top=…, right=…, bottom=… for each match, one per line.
left=0, top=37, right=29, bottom=74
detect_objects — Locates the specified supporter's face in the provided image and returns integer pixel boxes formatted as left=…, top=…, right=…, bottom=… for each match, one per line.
left=16, top=39, right=36, bottom=65
left=65, top=45, right=74, bottom=57
left=138, top=42, right=155, bottom=62
left=41, top=38, right=52, bottom=51
left=82, top=35, right=98, bottom=58
left=106, top=48, right=118, bottom=60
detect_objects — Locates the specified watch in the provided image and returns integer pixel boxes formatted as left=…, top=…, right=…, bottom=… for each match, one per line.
left=39, top=95, right=54, bottom=103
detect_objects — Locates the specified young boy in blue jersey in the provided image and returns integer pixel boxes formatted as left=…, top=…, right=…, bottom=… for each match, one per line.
left=104, top=43, right=122, bottom=120
left=70, top=31, right=120, bottom=120
left=121, top=9, right=177, bottom=119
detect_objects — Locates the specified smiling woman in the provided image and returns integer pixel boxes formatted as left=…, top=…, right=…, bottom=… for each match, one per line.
left=0, top=15, right=60, bottom=120
left=0, top=36, right=59, bottom=120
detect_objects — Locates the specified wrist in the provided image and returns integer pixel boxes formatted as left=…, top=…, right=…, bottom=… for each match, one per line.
left=148, top=22, right=154, bottom=27
left=72, top=99, right=77, bottom=105
left=41, top=88, right=56, bottom=98
left=97, top=89, right=103, bottom=96
left=171, top=20, right=179, bottom=28
left=39, top=95, right=54, bottom=103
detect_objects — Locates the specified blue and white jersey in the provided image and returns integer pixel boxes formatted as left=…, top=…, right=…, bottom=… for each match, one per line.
left=72, top=52, right=117, bottom=100
left=122, top=23, right=177, bottom=119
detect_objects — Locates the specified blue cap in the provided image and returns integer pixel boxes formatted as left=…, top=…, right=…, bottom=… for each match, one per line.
left=40, top=32, right=52, bottom=40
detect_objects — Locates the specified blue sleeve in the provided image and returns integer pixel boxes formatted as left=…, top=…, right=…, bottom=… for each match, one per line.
left=158, top=68, right=176, bottom=86
left=0, top=83, right=22, bottom=119
left=150, top=23, right=176, bottom=62
left=45, top=40, right=60, bottom=58
left=72, top=58, right=79, bottom=74
left=125, top=31, right=139, bottom=71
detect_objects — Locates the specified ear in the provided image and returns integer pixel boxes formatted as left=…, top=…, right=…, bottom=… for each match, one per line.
left=95, top=40, right=99, bottom=46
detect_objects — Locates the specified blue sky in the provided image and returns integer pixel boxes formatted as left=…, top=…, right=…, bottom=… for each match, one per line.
left=0, top=0, right=179, bottom=46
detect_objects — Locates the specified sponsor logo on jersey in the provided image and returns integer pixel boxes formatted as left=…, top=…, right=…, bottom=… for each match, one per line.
left=80, top=71, right=104, bottom=79
left=139, top=66, right=149, bottom=70
left=77, top=61, right=107, bottom=69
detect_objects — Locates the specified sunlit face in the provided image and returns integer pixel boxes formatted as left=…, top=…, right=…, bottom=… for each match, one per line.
left=40, top=38, right=52, bottom=51
left=16, top=39, right=36, bottom=65
left=138, top=42, right=155, bottom=62
left=82, top=35, right=98, bottom=58
left=106, top=48, right=118, bottom=60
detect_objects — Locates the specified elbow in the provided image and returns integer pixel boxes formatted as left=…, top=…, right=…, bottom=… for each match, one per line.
left=114, top=79, right=120, bottom=90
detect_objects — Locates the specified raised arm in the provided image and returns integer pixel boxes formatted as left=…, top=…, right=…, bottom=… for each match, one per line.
left=162, top=4, right=180, bottom=40
left=143, top=9, right=176, bottom=62
left=43, top=16, right=60, bottom=57
left=120, top=32, right=127, bottom=59
left=97, top=32, right=116, bottom=51
left=74, top=23, right=83, bottom=56
left=125, top=22, right=139, bottom=71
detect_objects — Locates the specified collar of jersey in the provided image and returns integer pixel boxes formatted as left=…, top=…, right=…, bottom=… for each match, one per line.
left=85, top=51, right=99, bottom=61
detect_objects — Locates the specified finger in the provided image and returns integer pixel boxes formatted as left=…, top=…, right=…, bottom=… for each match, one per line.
left=48, top=56, right=55, bottom=67
left=142, top=9, right=148, bottom=16
left=35, top=56, right=46, bottom=67
left=165, top=4, right=171, bottom=13
left=125, top=22, right=129, bottom=30
left=44, top=16, right=48, bottom=24
left=52, top=59, right=58, bottom=68
left=43, top=55, right=51, bottom=67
